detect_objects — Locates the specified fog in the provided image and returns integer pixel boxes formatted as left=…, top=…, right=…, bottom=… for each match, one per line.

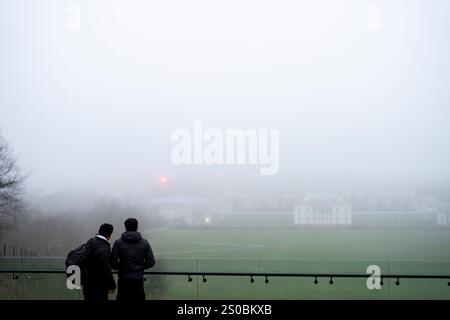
left=1, top=0, right=450, bottom=201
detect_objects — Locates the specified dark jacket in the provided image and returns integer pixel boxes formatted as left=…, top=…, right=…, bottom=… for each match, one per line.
left=85, top=236, right=116, bottom=291
left=111, top=231, right=155, bottom=280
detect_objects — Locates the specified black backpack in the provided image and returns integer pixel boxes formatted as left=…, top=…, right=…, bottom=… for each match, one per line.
left=65, top=239, right=93, bottom=284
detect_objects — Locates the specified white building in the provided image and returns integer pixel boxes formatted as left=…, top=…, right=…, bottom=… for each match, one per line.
left=437, top=211, right=450, bottom=226
left=293, top=194, right=352, bottom=226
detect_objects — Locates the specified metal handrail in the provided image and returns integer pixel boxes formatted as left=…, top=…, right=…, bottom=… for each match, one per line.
left=1, top=269, right=450, bottom=285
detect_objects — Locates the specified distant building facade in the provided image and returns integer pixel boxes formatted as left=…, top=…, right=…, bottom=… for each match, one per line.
left=146, top=193, right=450, bottom=228
left=194, top=211, right=293, bottom=227
left=293, top=194, right=352, bottom=226
left=352, top=210, right=436, bottom=227
left=437, top=212, right=450, bottom=226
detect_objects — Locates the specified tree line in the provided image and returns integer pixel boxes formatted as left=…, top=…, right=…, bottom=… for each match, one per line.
left=0, top=133, right=167, bottom=256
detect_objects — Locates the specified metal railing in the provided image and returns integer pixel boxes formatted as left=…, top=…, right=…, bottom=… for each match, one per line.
left=1, top=269, right=450, bottom=286
left=2, top=257, right=450, bottom=299
left=0, top=244, right=38, bottom=257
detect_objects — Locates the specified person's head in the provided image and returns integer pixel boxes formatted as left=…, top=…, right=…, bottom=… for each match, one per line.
left=124, top=218, right=138, bottom=232
left=98, top=223, right=114, bottom=240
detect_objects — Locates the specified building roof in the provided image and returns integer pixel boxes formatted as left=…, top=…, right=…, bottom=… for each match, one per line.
left=298, top=194, right=347, bottom=206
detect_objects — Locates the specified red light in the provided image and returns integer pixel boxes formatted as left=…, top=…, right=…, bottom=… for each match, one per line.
left=159, top=176, right=167, bottom=183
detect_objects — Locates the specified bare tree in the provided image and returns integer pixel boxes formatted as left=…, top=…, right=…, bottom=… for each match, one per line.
left=0, top=134, right=26, bottom=236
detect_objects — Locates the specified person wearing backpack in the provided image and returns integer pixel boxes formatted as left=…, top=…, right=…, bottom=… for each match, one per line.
left=111, top=218, right=155, bottom=301
left=82, top=223, right=117, bottom=301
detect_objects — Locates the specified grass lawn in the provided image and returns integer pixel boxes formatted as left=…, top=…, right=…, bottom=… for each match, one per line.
left=1, top=227, right=450, bottom=299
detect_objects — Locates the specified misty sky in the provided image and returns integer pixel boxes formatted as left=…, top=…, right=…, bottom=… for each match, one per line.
left=1, top=0, right=450, bottom=195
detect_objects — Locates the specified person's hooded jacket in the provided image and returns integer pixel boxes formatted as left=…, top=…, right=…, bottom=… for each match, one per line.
left=111, top=231, right=155, bottom=279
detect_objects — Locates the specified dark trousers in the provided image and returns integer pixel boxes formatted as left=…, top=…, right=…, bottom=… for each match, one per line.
left=83, top=283, right=109, bottom=301
left=117, top=278, right=146, bottom=301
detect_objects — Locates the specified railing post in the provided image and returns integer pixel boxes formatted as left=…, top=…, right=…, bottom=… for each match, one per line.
left=257, top=259, right=261, bottom=299
left=321, top=261, right=325, bottom=299
left=20, top=256, right=24, bottom=300
left=196, top=258, right=199, bottom=300
left=387, top=260, right=391, bottom=300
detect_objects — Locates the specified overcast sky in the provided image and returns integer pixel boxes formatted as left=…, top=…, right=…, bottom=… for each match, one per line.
left=1, top=0, right=449, bottom=195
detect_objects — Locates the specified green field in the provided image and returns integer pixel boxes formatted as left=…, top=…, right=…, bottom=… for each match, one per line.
left=1, top=228, right=450, bottom=300
left=148, top=228, right=450, bottom=261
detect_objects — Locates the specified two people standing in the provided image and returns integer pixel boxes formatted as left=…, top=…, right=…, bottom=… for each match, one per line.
left=82, top=218, right=155, bottom=301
